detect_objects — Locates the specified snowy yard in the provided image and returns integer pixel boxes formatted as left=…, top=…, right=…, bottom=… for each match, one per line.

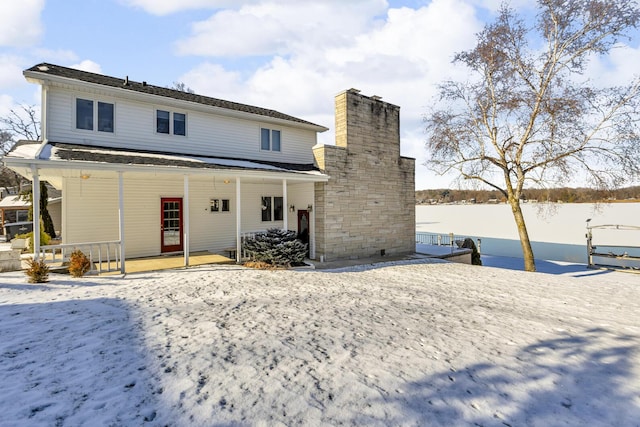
left=1, top=259, right=639, bottom=426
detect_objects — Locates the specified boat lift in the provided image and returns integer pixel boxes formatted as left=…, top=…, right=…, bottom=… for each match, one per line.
left=586, top=220, right=640, bottom=272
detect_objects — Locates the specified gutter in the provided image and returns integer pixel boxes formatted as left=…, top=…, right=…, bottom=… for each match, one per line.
left=3, top=155, right=330, bottom=183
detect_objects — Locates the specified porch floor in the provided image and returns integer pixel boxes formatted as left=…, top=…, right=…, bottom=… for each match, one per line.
left=96, top=251, right=235, bottom=275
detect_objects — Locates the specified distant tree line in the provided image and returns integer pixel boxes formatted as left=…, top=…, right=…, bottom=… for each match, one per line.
left=416, top=186, right=640, bottom=205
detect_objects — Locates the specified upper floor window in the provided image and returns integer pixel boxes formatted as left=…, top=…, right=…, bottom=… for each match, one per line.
left=76, top=98, right=114, bottom=133
left=97, top=102, right=114, bottom=132
left=260, top=128, right=281, bottom=152
left=157, top=110, right=186, bottom=136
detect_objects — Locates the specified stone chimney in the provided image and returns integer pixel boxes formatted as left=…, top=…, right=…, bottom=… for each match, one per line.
left=312, top=89, right=415, bottom=262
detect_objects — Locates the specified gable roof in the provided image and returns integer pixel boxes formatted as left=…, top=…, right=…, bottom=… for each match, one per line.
left=24, top=63, right=327, bottom=131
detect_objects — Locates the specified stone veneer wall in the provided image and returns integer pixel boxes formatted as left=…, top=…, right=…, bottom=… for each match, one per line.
left=313, top=89, right=415, bottom=261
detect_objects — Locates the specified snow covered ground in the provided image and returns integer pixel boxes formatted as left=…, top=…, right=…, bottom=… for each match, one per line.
left=1, top=258, right=639, bottom=426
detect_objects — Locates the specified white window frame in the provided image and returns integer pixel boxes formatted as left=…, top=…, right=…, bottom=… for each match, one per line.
left=260, top=127, right=282, bottom=152
left=75, top=97, right=115, bottom=134
left=156, top=109, right=187, bottom=136
left=261, top=196, right=283, bottom=222
left=210, top=198, right=231, bottom=213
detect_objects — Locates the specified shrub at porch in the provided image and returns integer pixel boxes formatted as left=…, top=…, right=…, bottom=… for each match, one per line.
left=68, top=249, right=91, bottom=277
left=25, top=257, right=49, bottom=283
left=242, top=228, right=308, bottom=268
left=15, top=222, right=51, bottom=251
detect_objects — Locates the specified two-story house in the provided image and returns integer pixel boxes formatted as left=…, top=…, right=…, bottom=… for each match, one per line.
left=3, top=63, right=416, bottom=272
left=3, top=63, right=330, bottom=271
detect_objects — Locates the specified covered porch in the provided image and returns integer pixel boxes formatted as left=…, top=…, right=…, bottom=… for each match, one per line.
left=3, top=141, right=329, bottom=274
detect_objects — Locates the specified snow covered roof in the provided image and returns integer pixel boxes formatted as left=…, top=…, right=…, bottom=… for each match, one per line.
left=0, top=195, right=29, bottom=208
left=4, top=141, right=327, bottom=178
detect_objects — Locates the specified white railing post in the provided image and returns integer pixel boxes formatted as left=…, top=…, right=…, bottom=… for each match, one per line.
left=236, top=177, right=242, bottom=263
left=31, top=165, right=40, bottom=260
left=184, top=174, right=190, bottom=267
left=118, top=172, right=126, bottom=274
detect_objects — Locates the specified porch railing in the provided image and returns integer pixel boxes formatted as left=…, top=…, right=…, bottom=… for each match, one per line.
left=38, top=240, right=122, bottom=274
left=416, top=232, right=481, bottom=253
left=240, top=230, right=267, bottom=259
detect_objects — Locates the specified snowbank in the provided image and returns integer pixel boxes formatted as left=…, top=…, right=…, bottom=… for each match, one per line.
left=1, top=259, right=639, bottom=426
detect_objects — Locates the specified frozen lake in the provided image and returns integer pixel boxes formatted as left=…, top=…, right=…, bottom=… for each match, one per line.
left=416, top=203, right=640, bottom=263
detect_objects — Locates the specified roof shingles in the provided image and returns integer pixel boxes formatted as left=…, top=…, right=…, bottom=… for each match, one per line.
left=25, top=63, right=326, bottom=129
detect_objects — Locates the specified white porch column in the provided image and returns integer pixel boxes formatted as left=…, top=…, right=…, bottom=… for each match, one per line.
left=31, top=165, right=40, bottom=260
left=282, top=179, right=288, bottom=231
left=184, top=174, right=190, bottom=266
left=118, top=171, right=126, bottom=274
left=236, top=177, right=242, bottom=263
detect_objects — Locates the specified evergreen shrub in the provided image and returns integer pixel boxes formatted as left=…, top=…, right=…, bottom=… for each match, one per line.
left=15, top=220, right=51, bottom=250
left=242, top=228, right=308, bottom=268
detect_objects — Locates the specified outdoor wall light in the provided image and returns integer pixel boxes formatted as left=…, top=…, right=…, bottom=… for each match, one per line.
left=80, top=173, right=91, bottom=180
left=223, top=179, right=230, bottom=184
left=307, top=204, right=313, bottom=212
left=289, top=204, right=295, bottom=212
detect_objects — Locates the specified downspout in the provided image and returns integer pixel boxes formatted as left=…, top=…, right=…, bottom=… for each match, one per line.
left=34, top=84, right=49, bottom=159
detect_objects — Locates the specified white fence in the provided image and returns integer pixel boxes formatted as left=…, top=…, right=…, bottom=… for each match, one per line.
left=38, top=240, right=122, bottom=274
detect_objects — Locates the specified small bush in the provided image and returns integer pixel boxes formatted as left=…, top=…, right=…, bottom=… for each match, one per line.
left=68, top=249, right=91, bottom=277
left=15, top=226, right=51, bottom=250
left=25, top=258, right=50, bottom=283
left=242, top=228, right=308, bottom=268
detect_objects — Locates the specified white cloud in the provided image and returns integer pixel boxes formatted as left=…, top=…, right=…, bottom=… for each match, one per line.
left=582, top=43, right=640, bottom=88
left=69, top=60, right=103, bottom=74
left=0, top=0, right=45, bottom=47
left=120, top=0, right=242, bottom=15
left=0, top=94, right=15, bottom=118
left=175, top=0, right=482, bottom=189
left=174, top=0, right=388, bottom=57
left=32, top=49, right=79, bottom=64
left=179, top=63, right=244, bottom=99
left=0, top=56, right=26, bottom=89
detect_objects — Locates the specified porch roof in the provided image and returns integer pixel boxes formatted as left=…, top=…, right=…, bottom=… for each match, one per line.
left=3, top=140, right=330, bottom=183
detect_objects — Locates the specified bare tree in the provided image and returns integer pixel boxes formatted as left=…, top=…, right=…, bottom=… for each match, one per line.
left=424, top=0, right=640, bottom=271
left=0, top=130, right=23, bottom=190
left=1, top=130, right=13, bottom=155
left=171, top=81, right=195, bottom=94
left=1, top=104, right=55, bottom=237
left=0, top=105, right=40, bottom=141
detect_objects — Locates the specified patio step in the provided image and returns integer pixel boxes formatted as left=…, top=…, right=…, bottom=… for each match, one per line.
left=0, top=249, right=22, bottom=272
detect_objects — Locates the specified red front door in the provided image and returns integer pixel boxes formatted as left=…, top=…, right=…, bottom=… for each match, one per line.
left=161, top=197, right=183, bottom=253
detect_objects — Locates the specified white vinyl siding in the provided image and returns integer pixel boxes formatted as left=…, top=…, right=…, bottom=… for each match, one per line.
left=46, top=87, right=318, bottom=164
left=63, top=175, right=311, bottom=258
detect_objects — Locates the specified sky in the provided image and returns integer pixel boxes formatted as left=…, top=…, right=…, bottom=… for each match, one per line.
left=1, top=0, right=639, bottom=190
